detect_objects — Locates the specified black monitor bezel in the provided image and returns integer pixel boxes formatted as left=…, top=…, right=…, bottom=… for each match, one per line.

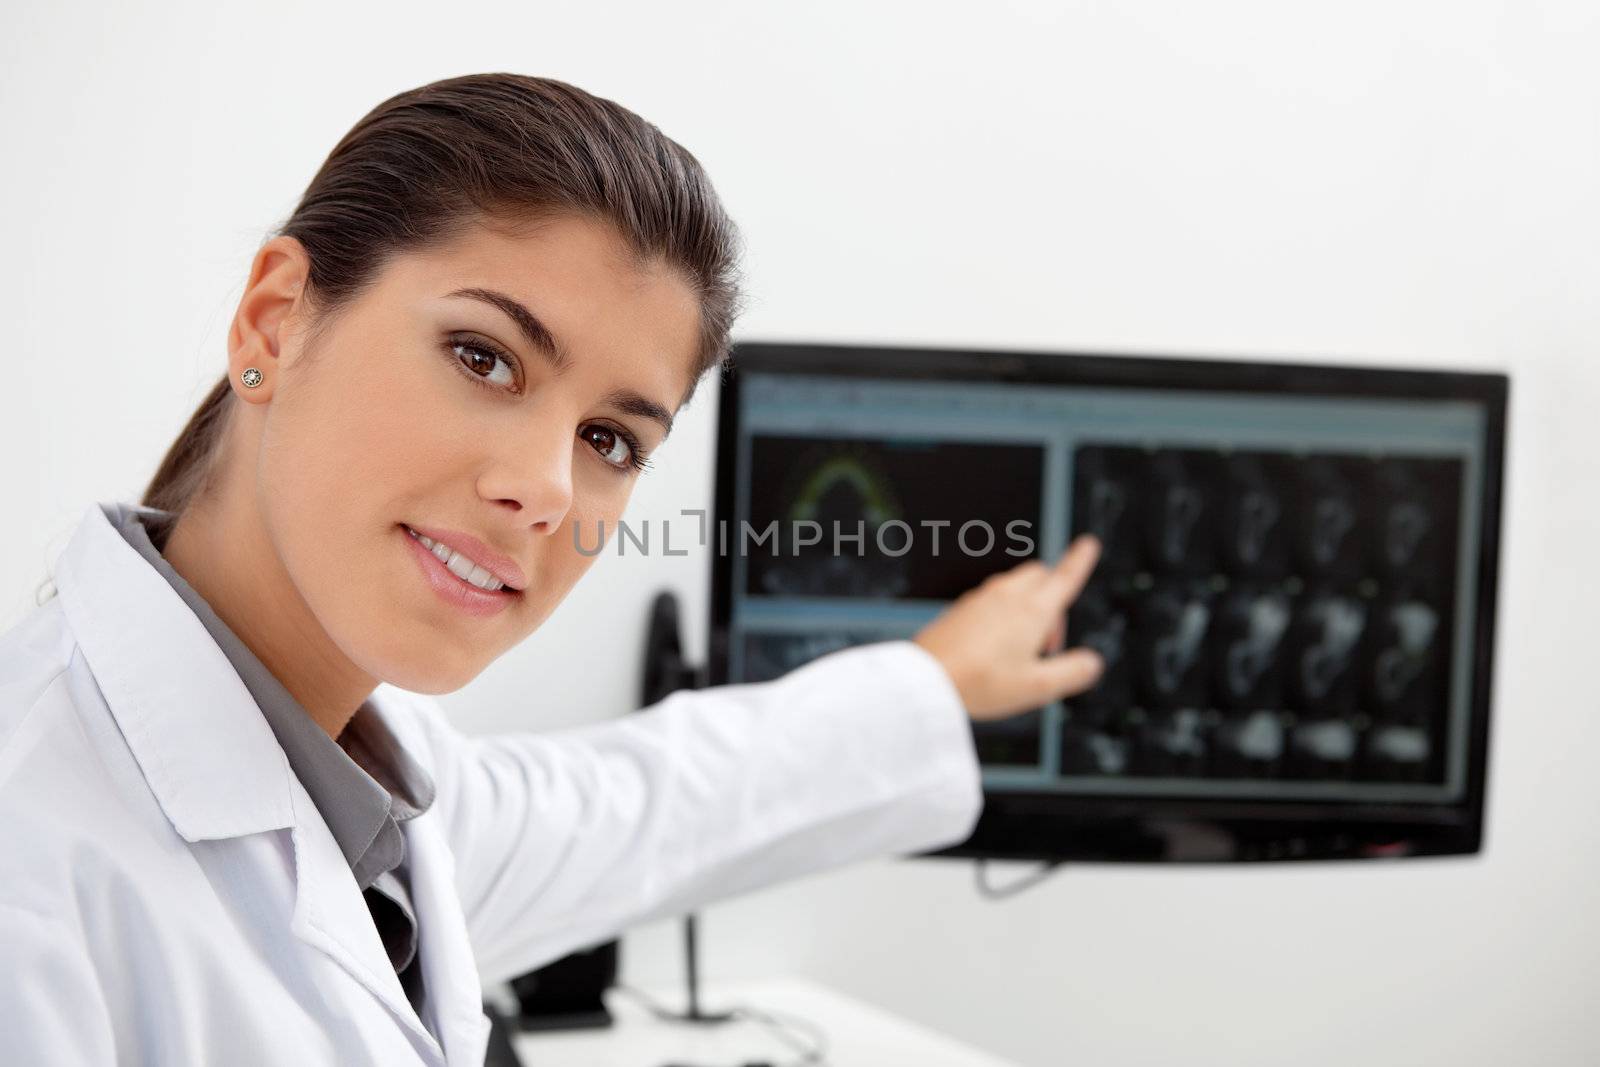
left=708, top=340, right=1509, bottom=864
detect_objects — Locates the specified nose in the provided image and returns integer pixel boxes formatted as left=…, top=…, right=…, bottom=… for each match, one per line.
left=479, top=422, right=576, bottom=533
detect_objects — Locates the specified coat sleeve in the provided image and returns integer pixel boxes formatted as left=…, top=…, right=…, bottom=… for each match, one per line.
left=398, top=638, right=984, bottom=986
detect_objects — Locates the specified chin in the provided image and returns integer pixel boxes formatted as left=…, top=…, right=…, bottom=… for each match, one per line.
left=383, top=666, right=482, bottom=696
left=367, top=646, right=485, bottom=696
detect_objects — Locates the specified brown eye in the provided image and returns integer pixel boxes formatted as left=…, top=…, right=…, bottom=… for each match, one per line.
left=449, top=339, right=517, bottom=388
left=581, top=424, right=633, bottom=469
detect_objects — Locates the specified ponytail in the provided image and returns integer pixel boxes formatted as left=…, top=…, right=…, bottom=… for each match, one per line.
left=141, top=375, right=235, bottom=514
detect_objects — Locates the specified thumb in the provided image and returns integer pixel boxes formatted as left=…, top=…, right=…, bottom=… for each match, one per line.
left=1024, top=646, right=1105, bottom=705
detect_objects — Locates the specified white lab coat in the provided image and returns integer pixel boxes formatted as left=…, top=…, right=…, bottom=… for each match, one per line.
left=0, top=501, right=983, bottom=1066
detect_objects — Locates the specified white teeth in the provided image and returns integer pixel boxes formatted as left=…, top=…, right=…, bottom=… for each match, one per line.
left=405, top=527, right=507, bottom=592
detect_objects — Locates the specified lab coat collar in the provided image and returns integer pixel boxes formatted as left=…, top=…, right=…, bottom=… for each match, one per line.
left=53, top=501, right=296, bottom=841
left=54, top=500, right=487, bottom=1064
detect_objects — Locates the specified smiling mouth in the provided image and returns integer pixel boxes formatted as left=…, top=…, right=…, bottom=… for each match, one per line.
left=402, top=525, right=521, bottom=596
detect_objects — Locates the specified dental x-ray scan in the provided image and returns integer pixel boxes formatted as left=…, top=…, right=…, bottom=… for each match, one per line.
left=710, top=342, right=1506, bottom=864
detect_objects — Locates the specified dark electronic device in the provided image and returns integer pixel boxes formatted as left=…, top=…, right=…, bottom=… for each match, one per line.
left=708, top=342, right=1507, bottom=864
left=507, top=939, right=616, bottom=1031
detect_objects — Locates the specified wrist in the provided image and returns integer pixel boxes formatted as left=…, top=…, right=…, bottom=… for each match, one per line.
left=908, top=635, right=973, bottom=718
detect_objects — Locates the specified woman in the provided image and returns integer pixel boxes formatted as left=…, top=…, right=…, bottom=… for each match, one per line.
left=0, top=73, right=1104, bottom=1065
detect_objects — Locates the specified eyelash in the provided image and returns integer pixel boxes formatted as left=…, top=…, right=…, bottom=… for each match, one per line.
left=443, top=333, right=653, bottom=476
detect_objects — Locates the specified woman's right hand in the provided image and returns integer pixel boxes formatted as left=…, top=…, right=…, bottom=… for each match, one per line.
left=912, top=534, right=1105, bottom=722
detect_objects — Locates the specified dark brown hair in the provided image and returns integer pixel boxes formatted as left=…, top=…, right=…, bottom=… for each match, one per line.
left=141, top=72, right=744, bottom=517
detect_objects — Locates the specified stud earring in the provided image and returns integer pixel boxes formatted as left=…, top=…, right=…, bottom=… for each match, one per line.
left=240, top=367, right=264, bottom=389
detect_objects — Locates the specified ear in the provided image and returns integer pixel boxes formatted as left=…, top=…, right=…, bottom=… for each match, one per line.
left=227, top=235, right=312, bottom=405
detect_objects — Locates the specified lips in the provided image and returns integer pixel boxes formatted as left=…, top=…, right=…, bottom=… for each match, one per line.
left=406, top=529, right=510, bottom=592
left=401, top=523, right=528, bottom=591
left=399, top=525, right=521, bottom=618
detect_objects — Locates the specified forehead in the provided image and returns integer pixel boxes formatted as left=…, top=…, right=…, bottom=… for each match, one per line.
left=384, top=212, right=702, bottom=404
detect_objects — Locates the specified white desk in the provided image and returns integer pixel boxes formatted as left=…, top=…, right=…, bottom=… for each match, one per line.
left=508, top=977, right=1021, bottom=1067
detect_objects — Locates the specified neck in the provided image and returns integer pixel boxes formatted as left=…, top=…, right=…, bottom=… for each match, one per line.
left=161, top=469, right=376, bottom=741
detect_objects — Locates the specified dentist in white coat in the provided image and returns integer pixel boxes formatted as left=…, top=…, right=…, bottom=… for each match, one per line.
left=0, top=73, right=1106, bottom=1067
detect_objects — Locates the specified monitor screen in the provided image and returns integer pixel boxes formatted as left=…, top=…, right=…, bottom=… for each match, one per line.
left=708, top=342, right=1507, bottom=863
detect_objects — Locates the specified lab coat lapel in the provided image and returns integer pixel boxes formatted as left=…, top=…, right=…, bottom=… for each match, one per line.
left=287, top=778, right=445, bottom=1062
left=374, top=694, right=494, bottom=1067
left=53, top=502, right=447, bottom=1061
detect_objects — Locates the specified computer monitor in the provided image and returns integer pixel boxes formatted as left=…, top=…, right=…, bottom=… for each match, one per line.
left=708, top=342, right=1507, bottom=864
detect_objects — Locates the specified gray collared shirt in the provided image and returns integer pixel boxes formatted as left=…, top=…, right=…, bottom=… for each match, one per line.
left=111, top=503, right=437, bottom=1020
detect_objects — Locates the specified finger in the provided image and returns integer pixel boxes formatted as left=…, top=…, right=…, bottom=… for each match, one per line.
left=1041, top=615, right=1065, bottom=656
left=1006, top=558, right=1048, bottom=583
left=1043, top=534, right=1101, bottom=605
left=981, top=558, right=1038, bottom=591
left=1025, top=646, right=1104, bottom=703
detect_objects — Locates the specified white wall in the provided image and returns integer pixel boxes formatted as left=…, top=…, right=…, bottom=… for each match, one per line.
left=3, top=2, right=1597, bottom=1063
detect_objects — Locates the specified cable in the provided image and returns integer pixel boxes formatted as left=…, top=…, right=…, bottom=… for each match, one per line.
left=725, top=1003, right=827, bottom=1066
left=610, top=858, right=1065, bottom=1065
left=974, top=858, right=1064, bottom=899
left=613, top=981, right=727, bottom=1025
left=614, top=982, right=830, bottom=1067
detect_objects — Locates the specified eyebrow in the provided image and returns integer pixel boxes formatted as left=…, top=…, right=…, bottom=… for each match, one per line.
left=444, top=286, right=676, bottom=437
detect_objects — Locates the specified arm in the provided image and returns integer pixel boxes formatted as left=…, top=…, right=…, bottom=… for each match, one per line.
left=408, top=638, right=982, bottom=985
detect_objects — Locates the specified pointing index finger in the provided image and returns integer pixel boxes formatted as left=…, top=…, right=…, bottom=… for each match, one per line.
left=1045, top=533, right=1101, bottom=606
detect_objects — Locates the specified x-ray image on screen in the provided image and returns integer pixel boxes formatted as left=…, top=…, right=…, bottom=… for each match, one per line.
left=714, top=346, right=1503, bottom=862
left=1064, top=445, right=1463, bottom=790
left=742, top=436, right=1045, bottom=601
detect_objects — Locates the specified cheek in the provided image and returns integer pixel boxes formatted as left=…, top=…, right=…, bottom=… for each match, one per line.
left=552, top=493, right=616, bottom=577
left=572, top=475, right=639, bottom=548
left=256, top=348, right=476, bottom=665
left=279, top=357, right=480, bottom=522
left=514, top=492, right=619, bottom=614
left=347, top=372, right=460, bottom=488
